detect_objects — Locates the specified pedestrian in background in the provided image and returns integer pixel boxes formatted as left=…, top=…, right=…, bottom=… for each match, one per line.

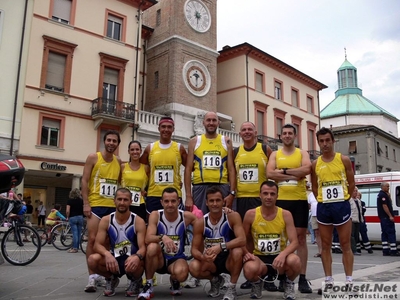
left=377, top=182, right=400, bottom=256
left=37, top=201, right=46, bottom=229
left=358, top=192, right=373, bottom=254
left=349, top=188, right=362, bottom=255
left=66, top=188, right=84, bottom=253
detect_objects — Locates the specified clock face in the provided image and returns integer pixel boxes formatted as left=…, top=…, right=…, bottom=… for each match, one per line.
left=182, top=60, right=211, bottom=97
left=184, top=0, right=211, bottom=33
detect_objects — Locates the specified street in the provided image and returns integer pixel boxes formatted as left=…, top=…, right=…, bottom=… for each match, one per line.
left=1, top=240, right=400, bottom=300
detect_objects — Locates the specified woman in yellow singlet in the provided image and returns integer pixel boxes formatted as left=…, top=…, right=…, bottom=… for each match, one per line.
left=121, top=141, right=149, bottom=221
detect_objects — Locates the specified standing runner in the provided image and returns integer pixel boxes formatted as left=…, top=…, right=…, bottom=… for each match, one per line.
left=82, top=130, right=121, bottom=292
left=267, top=124, right=312, bottom=293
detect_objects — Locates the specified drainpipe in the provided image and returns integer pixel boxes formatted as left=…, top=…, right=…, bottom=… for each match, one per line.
left=141, top=40, right=147, bottom=111
left=10, top=0, right=29, bottom=155
left=245, top=49, right=252, bottom=122
left=133, top=1, right=144, bottom=140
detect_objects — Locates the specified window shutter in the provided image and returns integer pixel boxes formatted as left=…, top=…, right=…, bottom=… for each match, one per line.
left=53, top=0, right=72, bottom=22
left=42, top=118, right=60, bottom=130
left=104, top=68, right=119, bottom=85
left=46, top=52, right=66, bottom=90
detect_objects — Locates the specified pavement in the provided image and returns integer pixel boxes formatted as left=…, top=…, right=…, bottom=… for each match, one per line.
left=1, top=240, right=400, bottom=300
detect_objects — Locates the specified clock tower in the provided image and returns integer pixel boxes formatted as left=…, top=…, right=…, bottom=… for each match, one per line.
left=142, top=0, right=218, bottom=116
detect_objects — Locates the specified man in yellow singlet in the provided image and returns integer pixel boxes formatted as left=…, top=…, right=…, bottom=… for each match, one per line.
left=242, top=181, right=300, bottom=300
left=267, top=124, right=312, bottom=293
left=311, top=127, right=355, bottom=294
left=184, top=111, right=236, bottom=214
left=82, top=130, right=122, bottom=292
left=140, top=117, right=187, bottom=214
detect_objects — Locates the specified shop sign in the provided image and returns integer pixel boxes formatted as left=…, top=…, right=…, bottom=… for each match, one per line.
left=40, top=162, right=67, bottom=171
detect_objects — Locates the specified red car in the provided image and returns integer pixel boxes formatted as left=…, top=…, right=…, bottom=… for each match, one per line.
left=0, top=154, right=25, bottom=194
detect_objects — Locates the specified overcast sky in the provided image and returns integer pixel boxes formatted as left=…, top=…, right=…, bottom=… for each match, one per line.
left=217, top=0, right=400, bottom=134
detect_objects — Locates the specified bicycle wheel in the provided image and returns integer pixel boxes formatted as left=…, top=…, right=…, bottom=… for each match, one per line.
left=1, top=225, right=41, bottom=266
left=80, top=227, right=88, bottom=254
left=35, top=228, right=48, bottom=247
left=51, top=223, right=73, bottom=250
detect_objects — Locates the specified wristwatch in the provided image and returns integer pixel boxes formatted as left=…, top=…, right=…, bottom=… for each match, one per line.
left=229, top=191, right=236, bottom=197
left=282, top=168, right=288, bottom=175
left=220, top=242, right=227, bottom=252
left=159, top=234, right=164, bottom=241
left=135, top=253, right=144, bottom=261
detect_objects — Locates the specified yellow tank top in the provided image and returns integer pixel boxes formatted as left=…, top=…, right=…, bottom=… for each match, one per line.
left=45, top=209, right=60, bottom=226
left=235, top=143, right=268, bottom=197
left=252, top=207, right=287, bottom=255
left=275, top=148, right=307, bottom=200
left=192, top=134, right=228, bottom=184
left=88, top=152, right=120, bottom=207
left=315, top=153, right=350, bottom=203
left=121, top=163, right=148, bottom=206
left=148, top=141, right=182, bottom=197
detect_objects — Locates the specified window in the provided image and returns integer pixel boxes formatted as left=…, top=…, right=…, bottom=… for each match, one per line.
left=156, top=9, right=161, bottom=26
left=37, top=113, right=65, bottom=148
left=291, top=89, right=299, bottom=107
left=46, top=52, right=66, bottom=92
left=256, top=111, right=265, bottom=136
left=394, top=149, right=397, bottom=162
left=377, top=165, right=383, bottom=173
left=52, top=0, right=72, bottom=24
left=274, top=81, right=282, bottom=100
left=103, top=67, right=118, bottom=100
left=293, top=123, right=300, bottom=147
left=154, top=71, right=159, bottom=89
left=98, top=52, right=128, bottom=102
left=386, top=168, right=392, bottom=172
left=307, top=96, right=314, bottom=113
left=40, top=36, right=77, bottom=94
left=255, top=72, right=264, bottom=92
left=349, top=141, right=357, bottom=154
left=105, top=10, right=126, bottom=41
left=308, top=129, right=315, bottom=151
left=276, top=118, right=283, bottom=139
left=377, top=142, right=382, bottom=156
left=385, top=145, right=389, bottom=158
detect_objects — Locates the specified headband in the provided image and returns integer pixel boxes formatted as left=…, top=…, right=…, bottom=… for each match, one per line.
left=159, top=119, right=175, bottom=126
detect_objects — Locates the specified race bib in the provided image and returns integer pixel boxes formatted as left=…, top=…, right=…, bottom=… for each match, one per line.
left=203, top=151, right=221, bottom=169
left=204, top=237, right=224, bottom=250
left=257, top=234, right=280, bottom=255
left=239, top=164, right=258, bottom=183
left=322, top=183, right=344, bottom=202
left=154, top=166, right=174, bottom=185
left=161, top=235, right=180, bottom=256
left=114, top=240, right=131, bottom=258
left=127, top=186, right=141, bottom=206
left=278, top=180, right=298, bottom=187
left=99, top=179, right=118, bottom=198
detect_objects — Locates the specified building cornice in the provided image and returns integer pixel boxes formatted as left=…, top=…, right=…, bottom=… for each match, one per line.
left=147, top=35, right=219, bottom=57
left=218, top=43, right=327, bottom=91
left=333, top=125, right=400, bottom=144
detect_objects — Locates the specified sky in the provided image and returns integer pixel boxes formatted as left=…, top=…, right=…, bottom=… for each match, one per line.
left=217, top=0, right=400, bottom=134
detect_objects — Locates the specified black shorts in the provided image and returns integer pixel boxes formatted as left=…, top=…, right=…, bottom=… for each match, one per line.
left=317, top=201, right=351, bottom=226
left=129, top=203, right=147, bottom=222
left=113, top=255, right=131, bottom=279
left=236, top=197, right=261, bottom=220
left=156, top=257, right=184, bottom=274
left=276, top=200, right=308, bottom=228
left=213, top=252, right=229, bottom=275
left=91, top=207, right=116, bottom=219
left=256, top=255, right=278, bottom=276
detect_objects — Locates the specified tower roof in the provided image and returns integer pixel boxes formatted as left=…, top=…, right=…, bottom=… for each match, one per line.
left=320, top=93, right=399, bottom=121
left=338, top=58, right=356, bottom=71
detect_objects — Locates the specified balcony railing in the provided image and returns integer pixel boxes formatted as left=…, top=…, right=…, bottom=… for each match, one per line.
left=91, top=98, right=135, bottom=120
left=308, top=150, right=321, bottom=161
left=257, top=135, right=280, bottom=151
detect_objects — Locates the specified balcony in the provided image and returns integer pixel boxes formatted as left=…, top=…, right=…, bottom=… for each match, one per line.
left=257, top=135, right=281, bottom=151
left=91, top=98, right=135, bottom=133
left=308, top=150, right=321, bottom=161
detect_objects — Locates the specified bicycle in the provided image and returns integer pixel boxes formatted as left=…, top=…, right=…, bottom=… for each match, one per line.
left=36, top=221, right=73, bottom=250
left=80, top=226, right=88, bottom=254
left=0, top=215, right=41, bottom=265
